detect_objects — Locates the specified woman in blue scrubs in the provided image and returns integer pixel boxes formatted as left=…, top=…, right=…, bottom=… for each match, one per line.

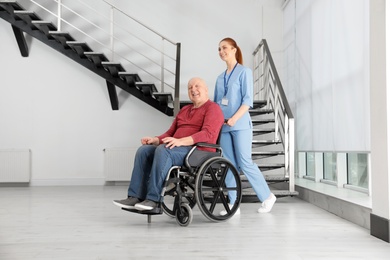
left=214, top=37, right=276, bottom=214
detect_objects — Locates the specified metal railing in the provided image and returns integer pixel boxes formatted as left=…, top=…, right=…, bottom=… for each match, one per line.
left=253, top=39, right=295, bottom=192
left=27, top=0, right=181, bottom=115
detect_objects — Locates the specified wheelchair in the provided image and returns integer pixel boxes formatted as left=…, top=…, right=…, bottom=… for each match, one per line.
left=122, top=142, right=242, bottom=227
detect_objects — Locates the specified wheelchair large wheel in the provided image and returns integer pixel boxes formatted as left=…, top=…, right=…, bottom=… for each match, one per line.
left=175, top=203, right=193, bottom=227
left=195, top=157, right=242, bottom=222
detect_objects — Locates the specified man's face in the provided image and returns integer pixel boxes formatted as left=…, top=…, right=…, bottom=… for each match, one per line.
left=188, top=79, right=208, bottom=105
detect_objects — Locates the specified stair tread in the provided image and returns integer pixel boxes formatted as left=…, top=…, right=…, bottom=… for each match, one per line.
left=242, top=190, right=298, bottom=197
left=253, top=128, right=275, bottom=132
left=259, top=163, right=285, bottom=166
left=153, top=92, right=172, bottom=96
left=118, top=73, right=142, bottom=83
left=66, top=41, right=90, bottom=45
left=252, top=119, right=274, bottom=123
left=31, top=20, right=55, bottom=25
left=13, top=10, right=39, bottom=18
left=250, top=108, right=273, bottom=113
left=49, top=31, right=72, bottom=35
left=84, top=51, right=105, bottom=55
left=135, top=82, right=155, bottom=85
left=252, top=140, right=281, bottom=143
left=252, top=151, right=284, bottom=155
left=0, top=1, right=23, bottom=11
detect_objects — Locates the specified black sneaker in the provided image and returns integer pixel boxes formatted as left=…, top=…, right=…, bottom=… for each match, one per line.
left=134, top=200, right=158, bottom=211
left=113, top=197, right=140, bottom=209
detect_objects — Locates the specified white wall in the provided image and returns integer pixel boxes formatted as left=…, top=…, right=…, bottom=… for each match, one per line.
left=107, top=0, right=284, bottom=99
left=0, top=0, right=284, bottom=185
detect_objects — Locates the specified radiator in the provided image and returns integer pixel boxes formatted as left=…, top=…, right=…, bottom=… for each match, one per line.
left=104, top=147, right=137, bottom=181
left=0, top=149, right=31, bottom=183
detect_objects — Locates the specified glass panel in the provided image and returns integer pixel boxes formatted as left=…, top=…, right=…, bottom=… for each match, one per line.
left=323, top=153, right=337, bottom=181
left=306, top=152, right=315, bottom=177
left=347, top=153, right=368, bottom=189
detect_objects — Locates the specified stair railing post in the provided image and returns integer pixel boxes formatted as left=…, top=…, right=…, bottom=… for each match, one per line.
left=173, top=43, right=181, bottom=116
left=274, top=89, right=280, bottom=142
left=289, top=118, right=295, bottom=192
left=57, top=0, right=62, bottom=31
left=110, top=6, right=114, bottom=61
left=161, top=38, right=165, bottom=92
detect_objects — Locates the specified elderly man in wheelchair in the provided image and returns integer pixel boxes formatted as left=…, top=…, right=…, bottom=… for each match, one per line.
left=113, top=77, right=242, bottom=226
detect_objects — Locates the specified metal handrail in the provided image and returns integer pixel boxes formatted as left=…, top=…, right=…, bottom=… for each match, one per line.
left=29, top=0, right=181, bottom=115
left=252, top=39, right=295, bottom=193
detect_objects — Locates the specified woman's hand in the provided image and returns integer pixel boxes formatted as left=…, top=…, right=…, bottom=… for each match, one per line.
left=225, top=118, right=237, bottom=127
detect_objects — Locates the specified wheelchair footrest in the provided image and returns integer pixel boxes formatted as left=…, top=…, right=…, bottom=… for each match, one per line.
left=122, top=207, right=163, bottom=215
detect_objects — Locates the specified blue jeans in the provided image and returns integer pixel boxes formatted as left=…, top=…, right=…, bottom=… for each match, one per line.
left=127, top=144, right=192, bottom=202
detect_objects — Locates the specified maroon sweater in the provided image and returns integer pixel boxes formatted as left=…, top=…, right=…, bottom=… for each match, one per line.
left=158, top=100, right=224, bottom=150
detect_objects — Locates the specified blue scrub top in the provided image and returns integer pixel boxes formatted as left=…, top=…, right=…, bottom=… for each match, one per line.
left=214, top=64, right=253, bottom=132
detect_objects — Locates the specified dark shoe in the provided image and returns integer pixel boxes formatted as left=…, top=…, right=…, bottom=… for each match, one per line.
left=113, top=197, right=140, bottom=209
left=134, top=200, right=158, bottom=211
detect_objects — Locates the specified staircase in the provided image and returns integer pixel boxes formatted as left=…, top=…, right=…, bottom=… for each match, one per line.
left=240, top=39, right=298, bottom=201
left=0, top=0, right=180, bottom=116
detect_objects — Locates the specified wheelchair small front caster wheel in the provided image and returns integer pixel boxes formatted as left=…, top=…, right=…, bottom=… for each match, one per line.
left=175, top=203, right=193, bottom=227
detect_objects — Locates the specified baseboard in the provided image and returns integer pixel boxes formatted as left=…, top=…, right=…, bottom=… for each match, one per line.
left=370, top=213, right=390, bottom=242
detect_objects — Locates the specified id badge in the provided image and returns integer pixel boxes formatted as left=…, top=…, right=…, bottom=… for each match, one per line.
left=221, top=98, right=229, bottom=106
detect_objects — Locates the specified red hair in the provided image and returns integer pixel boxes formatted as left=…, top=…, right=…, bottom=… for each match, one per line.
left=220, top=37, right=243, bottom=65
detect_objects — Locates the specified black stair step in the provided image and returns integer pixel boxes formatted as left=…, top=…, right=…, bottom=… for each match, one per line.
left=13, top=11, right=41, bottom=29
left=252, top=151, right=284, bottom=159
left=258, top=163, right=285, bottom=171
left=253, top=100, right=267, bottom=109
left=67, top=41, right=93, bottom=59
left=252, top=140, right=281, bottom=147
left=101, top=62, right=125, bottom=77
left=118, top=72, right=142, bottom=85
left=136, top=82, right=158, bottom=97
left=252, top=118, right=274, bottom=125
left=84, top=52, right=108, bottom=68
left=249, top=108, right=273, bottom=116
left=153, top=93, right=173, bottom=106
left=178, top=100, right=267, bottom=109
left=180, top=101, right=192, bottom=108
left=31, top=21, right=57, bottom=39
left=0, top=1, right=23, bottom=16
left=241, top=190, right=299, bottom=202
left=50, top=31, right=75, bottom=49
left=241, top=174, right=288, bottom=183
left=252, top=128, right=275, bottom=135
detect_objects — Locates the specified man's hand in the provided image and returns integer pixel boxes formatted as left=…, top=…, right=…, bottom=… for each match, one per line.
left=141, top=136, right=159, bottom=145
left=161, top=137, right=184, bottom=149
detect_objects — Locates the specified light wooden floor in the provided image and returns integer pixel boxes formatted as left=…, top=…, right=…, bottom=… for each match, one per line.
left=1, top=186, right=389, bottom=260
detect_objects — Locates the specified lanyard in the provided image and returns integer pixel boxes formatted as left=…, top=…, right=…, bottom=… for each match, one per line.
left=223, top=62, right=238, bottom=96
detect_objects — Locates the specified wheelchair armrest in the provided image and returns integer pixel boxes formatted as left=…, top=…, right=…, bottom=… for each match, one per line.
left=194, top=142, right=221, bottom=149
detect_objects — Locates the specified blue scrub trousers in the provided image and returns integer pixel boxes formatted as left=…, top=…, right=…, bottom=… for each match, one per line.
left=221, top=129, right=271, bottom=203
left=127, top=144, right=192, bottom=202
